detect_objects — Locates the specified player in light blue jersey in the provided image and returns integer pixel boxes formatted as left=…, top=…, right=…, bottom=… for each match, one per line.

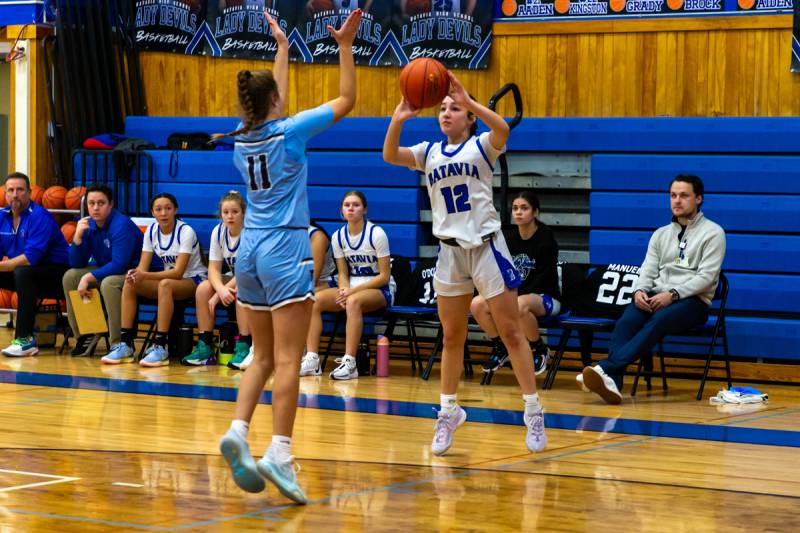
left=383, top=71, right=547, bottom=457
left=218, top=9, right=363, bottom=505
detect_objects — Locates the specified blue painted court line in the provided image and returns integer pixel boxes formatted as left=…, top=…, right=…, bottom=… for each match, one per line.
left=1, top=370, right=799, bottom=449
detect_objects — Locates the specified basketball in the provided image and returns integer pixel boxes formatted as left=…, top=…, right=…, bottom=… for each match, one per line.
left=309, top=0, right=334, bottom=12
left=399, top=58, right=450, bottom=109
left=30, top=185, right=45, bottom=204
left=43, top=186, right=67, bottom=209
left=65, top=186, right=86, bottom=210
left=405, top=0, right=431, bottom=16
left=10, top=291, right=17, bottom=309
left=0, top=289, right=11, bottom=309
left=61, top=220, right=77, bottom=243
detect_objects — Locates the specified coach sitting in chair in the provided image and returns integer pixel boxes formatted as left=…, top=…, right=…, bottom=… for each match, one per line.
left=62, top=184, right=143, bottom=357
left=581, top=174, right=726, bottom=404
left=0, top=172, right=70, bottom=357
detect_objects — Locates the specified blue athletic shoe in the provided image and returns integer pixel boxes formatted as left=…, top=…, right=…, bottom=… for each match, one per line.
left=257, top=447, right=308, bottom=504
left=101, top=342, right=134, bottom=364
left=219, top=428, right=266, bottom=493
left=139, top=344, right=169, bottom=367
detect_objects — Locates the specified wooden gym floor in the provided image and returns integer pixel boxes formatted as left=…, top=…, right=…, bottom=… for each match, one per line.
left=0, top=325, right=798, bottom=532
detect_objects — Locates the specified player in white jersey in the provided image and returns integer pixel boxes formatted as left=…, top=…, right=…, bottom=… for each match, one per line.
left=101, top=193, right=208, bottom=367
left=218, top=10, right=362, bottom=505
left=383, top=71, right=547, bottom=455
left=181, top=192, right=254, bottom=369
left=301, top=191, right=395, bottom=379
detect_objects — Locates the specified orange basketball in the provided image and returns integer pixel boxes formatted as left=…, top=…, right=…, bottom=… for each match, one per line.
left=666, top=0, right=684, bottom=9
left=554, top=0, right=570, bottom=14
left=609, top=0, right=626, bottom=11
left=30, top=185, right=45, bottom=205
left=737, top=0, right=755, bottom=8
left=501, top=0, right=518, bottom=16
left=65, top=186, right=86, bottom=210
left=0, top=289, right=11, bottom=309
left=10, top=292, right=17, bottom=309
left=405, top=0, right=431, bottom=16
left=43, top=186, right=67, bottom=209
left=400, top=58, right=450, bottom=109
left=61, top=221, right=77, bottom=243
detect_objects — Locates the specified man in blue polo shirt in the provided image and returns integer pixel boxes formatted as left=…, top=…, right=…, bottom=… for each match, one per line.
left=0, top=172, right=70, bottom=356
left=62, top=184, right=143, bottom=356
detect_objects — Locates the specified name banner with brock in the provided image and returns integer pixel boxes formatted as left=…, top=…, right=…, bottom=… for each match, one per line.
left=495, top=0, right=792, bottom=20
left=133, top=0, right=493, bottom=69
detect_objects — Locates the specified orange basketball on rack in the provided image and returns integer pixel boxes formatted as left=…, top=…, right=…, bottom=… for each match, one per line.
left=43, top=186, right=67, bottom=209
left=61, top=221, right=77, bottom=243
left=65, top=187, right=86, bottom=210
left=0, top=289, right=11, bottom=309
left=399, top=58, right=450, bottom=109
left=10, top=292, right=17, bottom=309
left=30, top=185, right=45, bottom=205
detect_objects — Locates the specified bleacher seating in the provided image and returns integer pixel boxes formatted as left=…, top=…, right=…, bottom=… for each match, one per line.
left=72, top=115, right=800, bottom=369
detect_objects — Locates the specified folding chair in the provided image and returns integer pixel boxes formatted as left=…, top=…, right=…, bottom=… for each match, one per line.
left=542, top=315, right=617, bottom=390
left=632, top=272, right=731, bottom=400
left=481, top=313, right=570, bottom=386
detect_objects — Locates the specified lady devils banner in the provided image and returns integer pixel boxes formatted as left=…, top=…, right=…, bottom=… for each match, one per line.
left=133, top=0, right=493, bottom=69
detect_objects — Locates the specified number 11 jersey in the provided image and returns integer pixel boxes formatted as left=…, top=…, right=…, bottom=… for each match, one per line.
left=234, top=104, right=334, bottom=230
left=409, top=132, right=503, bottom=249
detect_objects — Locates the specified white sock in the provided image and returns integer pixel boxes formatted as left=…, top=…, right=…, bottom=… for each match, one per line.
left=523, top=393, right=542, bottom=415
left=269, top=435, right=293, bottom=463
left=343, top=354, right=356, bottom=365
left=440, top=393, right=458, bottom=412
left=230, top=419, right=249, bottom=439
left=305, top=351, right=318, bottom=360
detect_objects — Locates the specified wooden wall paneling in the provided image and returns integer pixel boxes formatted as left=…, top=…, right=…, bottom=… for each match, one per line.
left=641, top=33, right=657, bottom=117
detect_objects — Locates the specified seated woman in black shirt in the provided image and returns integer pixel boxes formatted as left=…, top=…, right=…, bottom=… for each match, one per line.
left=471, top=191, right=561, bottom=376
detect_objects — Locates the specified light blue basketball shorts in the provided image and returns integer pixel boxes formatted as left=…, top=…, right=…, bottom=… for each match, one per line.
left=236, top=228, right=315, bottom=311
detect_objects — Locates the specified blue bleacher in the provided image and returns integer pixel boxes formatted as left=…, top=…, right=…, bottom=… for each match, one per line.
left=92, top=115, right=800, bottom=363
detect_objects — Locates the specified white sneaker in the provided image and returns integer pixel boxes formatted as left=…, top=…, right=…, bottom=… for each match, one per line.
left=299, top=353, right=321, bottom=376
left=524, top=407, right=547, bottom=452
left=239, top=346, right=254, bottom=370
left=219, top=428, right=266, bottom=493
left=431, top=406, right=467, bottom=456
left=582, top=366, right=622, bottom=405
left=256, top=446, right=307, bottom=504
left=329, top=355, right=358, bottom=380
left=575, top=373, right=590, bottom=392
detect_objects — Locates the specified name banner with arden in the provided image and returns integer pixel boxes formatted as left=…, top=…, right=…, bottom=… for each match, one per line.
left=495, top=0, right=792, bottom=20
left=133, top=0, right=493, bottom=69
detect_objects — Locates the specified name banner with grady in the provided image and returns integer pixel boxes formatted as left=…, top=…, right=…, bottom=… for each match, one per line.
left=495, top=0, right=792, bottom=19
left=133, top=0, right=493, bottom=69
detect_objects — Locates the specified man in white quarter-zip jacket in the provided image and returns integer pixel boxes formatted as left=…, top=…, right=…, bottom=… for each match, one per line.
left=580, top=174, right=726, bottom=405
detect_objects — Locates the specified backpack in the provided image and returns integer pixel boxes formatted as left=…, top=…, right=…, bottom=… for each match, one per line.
left=166, top=132, right=214, bottom=151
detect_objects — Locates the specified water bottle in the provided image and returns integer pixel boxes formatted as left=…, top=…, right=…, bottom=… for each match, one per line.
left=376, top=335, right=390, bottom=377
left=356, top=341, right=370, bottom=375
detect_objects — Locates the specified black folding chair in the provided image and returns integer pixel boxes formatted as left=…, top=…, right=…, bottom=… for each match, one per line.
left=632, top=272, right=731, bottom=400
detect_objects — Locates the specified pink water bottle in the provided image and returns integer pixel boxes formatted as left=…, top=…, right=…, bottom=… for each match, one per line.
left=376, top=335, right=390, bottom=377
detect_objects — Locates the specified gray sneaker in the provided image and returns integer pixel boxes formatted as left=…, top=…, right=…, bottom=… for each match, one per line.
left=524, top=407, right=547, bottom=453
left=431, top=406, right=467, bottom=456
